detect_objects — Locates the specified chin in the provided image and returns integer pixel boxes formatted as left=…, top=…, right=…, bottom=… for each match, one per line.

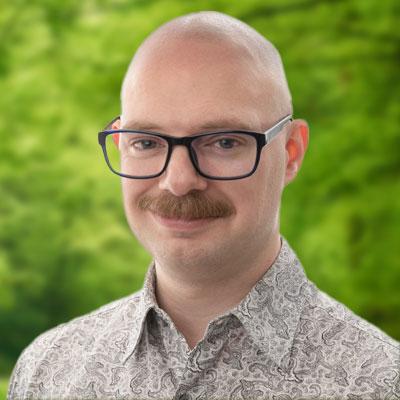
left=151, top=240, right=212, bottom=266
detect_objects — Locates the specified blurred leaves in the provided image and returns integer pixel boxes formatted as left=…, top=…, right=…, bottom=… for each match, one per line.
left=0, top=0, right=399, bottom=374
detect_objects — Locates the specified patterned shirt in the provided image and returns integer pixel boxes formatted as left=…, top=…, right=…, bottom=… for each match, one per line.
left=8, top=238, right=400, bottom=399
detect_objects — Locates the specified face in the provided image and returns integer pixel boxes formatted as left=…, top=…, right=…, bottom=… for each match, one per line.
left=118, top=38, right=292, bottom=270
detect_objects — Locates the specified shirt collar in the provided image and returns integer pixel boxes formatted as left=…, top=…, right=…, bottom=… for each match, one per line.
left=121, top=237, right=314, bottom=367
left=121, top=263, right=157, bottom=364
left=231, top=237, right=314, bottom=367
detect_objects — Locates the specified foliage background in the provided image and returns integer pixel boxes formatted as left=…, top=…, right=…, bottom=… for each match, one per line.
left=0, top=0, right=399, bottom=381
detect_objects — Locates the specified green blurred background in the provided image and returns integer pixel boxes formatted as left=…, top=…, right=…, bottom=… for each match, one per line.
left=0, top=0, right=399, bottom=393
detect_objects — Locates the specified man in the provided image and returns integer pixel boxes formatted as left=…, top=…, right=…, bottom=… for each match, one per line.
left=8, top=11, right=399, bottom=400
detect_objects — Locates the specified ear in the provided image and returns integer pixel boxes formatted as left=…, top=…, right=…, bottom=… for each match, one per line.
left=284, top=119, right=309, bottom=186
left=109, top=116, right=121, bottom=147
left=110, top=116, right=121, bottom=130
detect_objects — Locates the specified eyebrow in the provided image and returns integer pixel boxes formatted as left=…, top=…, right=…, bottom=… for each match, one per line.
left=122, top=118, right=257, bottom=133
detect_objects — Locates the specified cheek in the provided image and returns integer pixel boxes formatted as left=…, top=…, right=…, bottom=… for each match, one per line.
left=121, top=179, right=151, bottom=221
left=121, top=180, right=134, bottom=213
left=251, top=148, right=286, bottom=216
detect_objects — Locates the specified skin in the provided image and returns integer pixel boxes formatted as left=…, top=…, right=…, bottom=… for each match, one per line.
left=113, top=13, right=309, bottom=348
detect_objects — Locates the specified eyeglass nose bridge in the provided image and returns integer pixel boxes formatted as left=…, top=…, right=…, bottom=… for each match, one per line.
left=162, top=135, right=201, bottom=175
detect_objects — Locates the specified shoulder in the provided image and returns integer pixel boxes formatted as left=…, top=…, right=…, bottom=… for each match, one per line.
left=302, top=286, right=399, bottom=351
left=294, top=284, right=399, bottom=395
left=29, top=290, right=143, bottom=351
left=7, top=291, right=143, bottom=399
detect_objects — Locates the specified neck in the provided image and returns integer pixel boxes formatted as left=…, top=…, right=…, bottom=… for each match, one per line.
left=154, top=232, right=281, bottom=349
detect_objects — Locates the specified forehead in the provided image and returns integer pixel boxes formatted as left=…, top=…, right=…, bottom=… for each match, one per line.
left=121, top=38, right=279, bottom=132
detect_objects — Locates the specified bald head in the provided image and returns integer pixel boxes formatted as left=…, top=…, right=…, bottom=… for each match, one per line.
left=121, top=11, right=292, bottom=120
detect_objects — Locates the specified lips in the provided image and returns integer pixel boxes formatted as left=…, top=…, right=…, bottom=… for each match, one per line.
left=151, top=212, right=217, bottom=231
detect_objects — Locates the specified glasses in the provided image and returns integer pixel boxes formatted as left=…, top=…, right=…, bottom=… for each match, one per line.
left=98, top=114, right=292, bottom=180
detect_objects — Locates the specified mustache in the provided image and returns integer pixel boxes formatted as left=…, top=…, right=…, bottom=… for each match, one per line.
left=137, top=191, right=235, bottom=220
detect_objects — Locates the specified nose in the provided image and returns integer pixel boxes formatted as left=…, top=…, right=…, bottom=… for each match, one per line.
left=158, top=146, right=208, bottom=196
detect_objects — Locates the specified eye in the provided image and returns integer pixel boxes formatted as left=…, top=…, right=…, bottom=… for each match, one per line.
left=215, top=137, right=240, bottom=149
left=127, top=136, right=165, bottom=151
left=132, top=139, right=159, bottom=150
left=194, top=133, right=251, bottom=154
left=206, top=135, right=248, bottom=151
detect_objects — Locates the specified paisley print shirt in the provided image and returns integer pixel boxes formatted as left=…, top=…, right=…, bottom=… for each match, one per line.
left=8, top=238, right=400, bottom=399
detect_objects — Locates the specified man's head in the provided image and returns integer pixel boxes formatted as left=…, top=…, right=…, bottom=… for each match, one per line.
left=113, top=11, right=308, bottom=271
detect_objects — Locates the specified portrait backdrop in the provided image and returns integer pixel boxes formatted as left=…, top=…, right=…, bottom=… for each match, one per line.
left=0, top=0, right=399, bottom=394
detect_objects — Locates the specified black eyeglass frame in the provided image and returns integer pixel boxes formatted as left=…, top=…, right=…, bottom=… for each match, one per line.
left=98, top=114, right=293, bottom=181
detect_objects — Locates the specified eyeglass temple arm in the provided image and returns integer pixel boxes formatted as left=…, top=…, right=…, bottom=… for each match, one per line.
left=264, top=114, right=293, bottom=144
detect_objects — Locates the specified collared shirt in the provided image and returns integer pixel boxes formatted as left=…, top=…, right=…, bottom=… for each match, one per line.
left=8, top=238, right=400, bottom=399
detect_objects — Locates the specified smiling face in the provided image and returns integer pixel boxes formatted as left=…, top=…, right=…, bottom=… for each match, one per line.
left=118, top=36, right=293, bottom=271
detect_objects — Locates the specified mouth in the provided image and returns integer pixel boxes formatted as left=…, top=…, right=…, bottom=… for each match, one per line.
left=151, top=212, right=218, bottom=231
